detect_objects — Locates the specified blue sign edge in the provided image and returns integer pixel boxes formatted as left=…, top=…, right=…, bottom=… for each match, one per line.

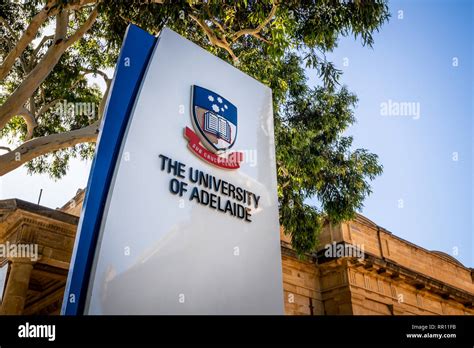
left=61, top=24, right=157, bottom=315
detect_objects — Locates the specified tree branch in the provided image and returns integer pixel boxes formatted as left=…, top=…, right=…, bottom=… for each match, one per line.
left=65, top=6, right=98, bottom=44
left=84, top=68, right=113, bottom=119
left=187, top=3, right=277, bottom=64
left=0, top=0, right=57, bottom=81
left=81, top=68, right=110, bottom=82
left=188, top=14, right=238, bottom=64
left=231, top=2, right=277, bottom=43
left=98, top=78, right=111, bottom=119
left=37, top=98, right=61, bottom=119
left=252, top=32, right=272, bottom=44
left=0, top=146, right=12, bottom=153
left=55, top=8, right=69, bottom=41
left=0, top=6, right=99, bottom=132
left=63, top=0, right=98, bottom=11
left=31, top=35, right=55, bottom=60
left=210, top=18, right=226, bottom=34
left=17, top=107, right=38, bottom=141
left=203, top=4, right=226, bottom=35
left=0, top=120, right=100, bottom=176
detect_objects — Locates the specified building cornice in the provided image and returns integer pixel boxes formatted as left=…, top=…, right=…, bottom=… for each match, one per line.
left=314, top=244, right=474, bottom=308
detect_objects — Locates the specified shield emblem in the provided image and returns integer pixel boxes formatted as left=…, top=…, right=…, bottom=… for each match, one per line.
left=191, top=85, right=237, bottom=153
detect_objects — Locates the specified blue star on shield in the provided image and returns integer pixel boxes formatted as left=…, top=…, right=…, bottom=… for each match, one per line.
left=191, top=85, right=238, bottom=153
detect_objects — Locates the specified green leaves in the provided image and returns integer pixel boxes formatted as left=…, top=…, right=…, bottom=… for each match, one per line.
left=276, top=85, right=383, bottom=253
left=1, top=0, right=388, bottom=252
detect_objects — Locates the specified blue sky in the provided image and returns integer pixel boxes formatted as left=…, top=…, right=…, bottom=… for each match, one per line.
left=308, top=0, right=473, bottom=265
left=1, top=0, right=472, bottom=266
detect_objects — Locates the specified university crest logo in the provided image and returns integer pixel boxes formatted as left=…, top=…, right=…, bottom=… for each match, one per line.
left=184, top=85, right=243, bottom=169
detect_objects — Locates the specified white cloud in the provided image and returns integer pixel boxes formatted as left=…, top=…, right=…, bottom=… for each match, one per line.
left=212, top=104, right=220, bottom=112
left=208, top=95, right=214, bottom=102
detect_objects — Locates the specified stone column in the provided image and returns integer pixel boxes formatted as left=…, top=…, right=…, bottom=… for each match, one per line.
left=0, top=258, right=34, bottom=315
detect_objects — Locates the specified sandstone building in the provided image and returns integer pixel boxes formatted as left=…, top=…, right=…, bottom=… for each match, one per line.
left=0, top=189, right=473, bottom=315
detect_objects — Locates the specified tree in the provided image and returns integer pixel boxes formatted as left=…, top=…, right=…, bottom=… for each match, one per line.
left=0, top=0, right=388, bottom=254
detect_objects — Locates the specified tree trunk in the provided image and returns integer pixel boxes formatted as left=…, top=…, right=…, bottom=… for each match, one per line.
left=0, top=121, right=100, bottom=176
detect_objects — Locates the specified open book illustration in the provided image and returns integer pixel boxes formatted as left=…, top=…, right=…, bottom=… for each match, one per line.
left=203, top=111, right=232, bottom=143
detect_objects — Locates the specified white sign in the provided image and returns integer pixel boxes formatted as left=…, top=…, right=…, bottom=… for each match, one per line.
left=71, top=27, right=283, bottom=315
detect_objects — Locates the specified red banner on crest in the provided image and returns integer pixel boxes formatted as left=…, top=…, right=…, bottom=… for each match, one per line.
left=184, top=127, right=243, bottom=169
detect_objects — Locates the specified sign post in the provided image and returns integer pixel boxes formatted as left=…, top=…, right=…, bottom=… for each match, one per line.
left=62, top=25, right=283, bottom=315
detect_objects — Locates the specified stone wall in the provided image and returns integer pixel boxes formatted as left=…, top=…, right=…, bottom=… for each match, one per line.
left=309, top=216, right=473, bottom=315
left=61, top=189, right=474, bottom=315
left=337, top=216, right=473, bottom=295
